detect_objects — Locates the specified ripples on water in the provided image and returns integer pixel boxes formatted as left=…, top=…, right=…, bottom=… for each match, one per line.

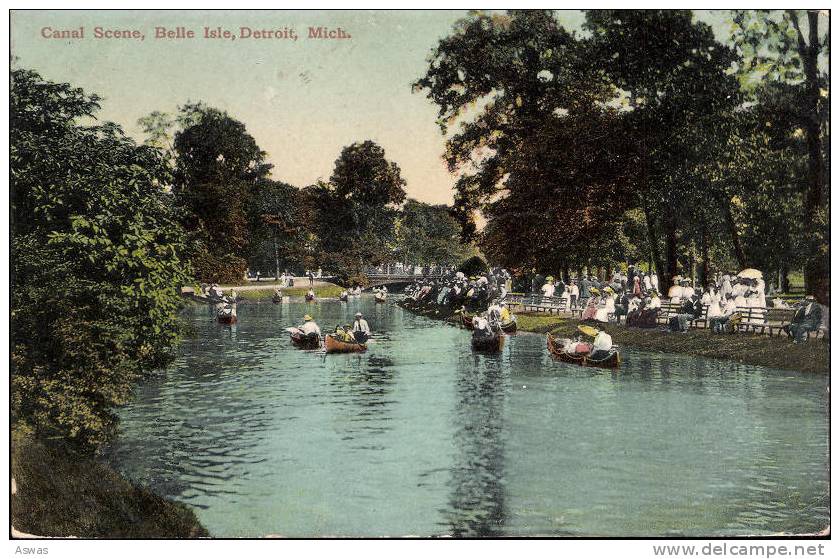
left=108, top=298, right=829, bottom=537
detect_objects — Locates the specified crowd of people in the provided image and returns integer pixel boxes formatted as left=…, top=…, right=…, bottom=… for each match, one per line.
left=401, top=267, right=512, bottom=315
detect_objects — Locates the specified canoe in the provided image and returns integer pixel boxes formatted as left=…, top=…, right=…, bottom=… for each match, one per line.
left=374, top=294, right=387, bottom=303
left=339, top=294, right=348, bottom=301
left=546, top=334, right=620, bottom=369
left=324, top=333, right=367, bottom=354
left=217, top=313, right=237, bottom=324
left=290, top=330, right=320, bottom=349
left=305, top=294, right=316, bottom=302
left=471, top=331, right=505, bottom=353
left=272, top=294, right=283, bottom=304
left=500, top=319, right=517, bottom=333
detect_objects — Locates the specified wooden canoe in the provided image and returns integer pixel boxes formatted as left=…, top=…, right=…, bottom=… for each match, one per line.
left=305, top=294, right=316, bottom=302
left=546, top=334, right=620, bottom=369
left=471, top=331, right=505, bottom=353
left=324, top=333, right=367, bottom=354
left=461, top=313, right=475, bottom=329
left=217, top=313, right=237, bottom=324
left=339, top=294, right=348, bottom=301
left=272, top=294, right=283, bottom=304
left=500, top=319, right=517, bottom=333
left=290, top=330, right=320, bottom=349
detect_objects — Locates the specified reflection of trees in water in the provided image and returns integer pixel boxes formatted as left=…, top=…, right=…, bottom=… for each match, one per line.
left=443, top=354, right=508, bottom=537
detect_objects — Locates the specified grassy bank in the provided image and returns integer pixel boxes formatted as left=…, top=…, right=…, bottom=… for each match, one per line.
left=236, top=283, right=345, bottom=300
left=516, top=313, right=829, bottom=374
left=11, top=427, right=208, bottom=538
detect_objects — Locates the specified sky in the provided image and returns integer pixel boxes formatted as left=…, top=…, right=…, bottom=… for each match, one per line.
left=11, top=10, right=740, bottom=205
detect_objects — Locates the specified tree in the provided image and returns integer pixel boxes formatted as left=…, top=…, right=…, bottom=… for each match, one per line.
left=395, top=199, right=473, bottom=266
left=584, top=10, right=742, bottom=286
left=730, top=9, right=829, bottom=302
left=310, top=141, right=406, bottom=276
left=171, top=104, right=272, bottom=282
left=414, top=10, right=622, bottom=269
left=248, top=180, right=312, bottom=278
left=11, top=68, right=190, bottom=450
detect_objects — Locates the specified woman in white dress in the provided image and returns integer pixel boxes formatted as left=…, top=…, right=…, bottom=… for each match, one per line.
left=594, top=287, right=616, bottom=323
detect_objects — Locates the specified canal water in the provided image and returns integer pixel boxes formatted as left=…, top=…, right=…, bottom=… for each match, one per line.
left=109, top=297, right=829, bottom=537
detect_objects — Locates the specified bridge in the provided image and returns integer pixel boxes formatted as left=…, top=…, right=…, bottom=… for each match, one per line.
left=364, top=270, right=445, bottom=290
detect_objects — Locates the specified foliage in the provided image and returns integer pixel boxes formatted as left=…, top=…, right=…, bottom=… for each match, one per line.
left=247, top=179, right=313, bottom=277
left=170, top=104, right=271, bottom=282
left=11, top=68, right=190, bottom=450
left=395, top=199, right=472, bottom=266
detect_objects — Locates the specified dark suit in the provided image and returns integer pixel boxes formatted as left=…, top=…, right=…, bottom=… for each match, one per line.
left=788, top=303, right=823, bottom=342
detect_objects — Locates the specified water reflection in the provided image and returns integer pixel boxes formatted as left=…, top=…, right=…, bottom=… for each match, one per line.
left=443, top=353, right=509, bottom=536
left=111, top=299, right=829, bottom=537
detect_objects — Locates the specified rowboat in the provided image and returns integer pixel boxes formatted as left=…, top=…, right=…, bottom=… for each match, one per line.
left=272, top=294, right=283, bottom=304
left=290, top=330, right=320, bottom=349
left=546, top=334, right=620, bottom=369
left=217, top=313, right=237, bottom=324
left=374, top=293, right=387, bottom=303
left=471, top=331, right=505, bottom=353
left=305, top=293, right=316, bottom=302
left=339, top=293, right=348, bottom=301
left=324, top=333, right=367, bottom=354
left=461, top=313, right=516, bottom=333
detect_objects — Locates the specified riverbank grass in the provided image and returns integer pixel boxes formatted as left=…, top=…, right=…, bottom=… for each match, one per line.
left=11, top=427, right=208, bottom=538
left=516, top=312, right=828, bottom=374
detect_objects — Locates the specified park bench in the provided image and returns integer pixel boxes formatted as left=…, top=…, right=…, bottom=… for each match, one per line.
left=519, top=294, right=568, bottom=314
left=735, top=306, right=769, bottom=334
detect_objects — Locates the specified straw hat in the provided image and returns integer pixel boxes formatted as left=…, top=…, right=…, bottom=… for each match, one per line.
left=303, top=314, right=313, bottom=321
left=355, top=312, right=362, bottom=317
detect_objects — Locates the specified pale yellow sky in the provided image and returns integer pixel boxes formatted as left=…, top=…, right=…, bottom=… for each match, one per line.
left=11, top=10, right=759, bottom=205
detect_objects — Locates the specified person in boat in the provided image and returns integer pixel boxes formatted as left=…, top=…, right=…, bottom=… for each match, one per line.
left=340, top=289, right=348, bottom=299
left=333, top=324, right=355, bottom=343
left=307, top=288, right=316, bottom=300
left=487, top=299, right=502, bottom=322
left=299, top=314, right=321, bottom=337
left=352, top=312, right=371, bottom=343
left=273, top=287, right=283, bottom=299
left=589, top=328, right=614, bottom=360
left=499, top=302, right=513, bottom=323
left=472, top=315, right=496, bottom=338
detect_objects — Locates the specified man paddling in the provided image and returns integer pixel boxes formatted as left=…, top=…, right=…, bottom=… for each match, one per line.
left=299, top=314, right=321, bottom=337
left=352, top=312, right=371, bottom=343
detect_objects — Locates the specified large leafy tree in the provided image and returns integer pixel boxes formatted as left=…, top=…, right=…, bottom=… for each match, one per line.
left=11, top=68, right=190, bottom=450
left=312, top=141, right=406, bottom=274
left=584, top=10, right=742, bottom=287
left=171, top=104, right=272, bottom=283
left=395, top=199, right=473, bottom=267
left=730, top=9, right=829, bottom=302
left=414, top=10, right=621, bottom=267
left=248, top=179, right=314, bottom=278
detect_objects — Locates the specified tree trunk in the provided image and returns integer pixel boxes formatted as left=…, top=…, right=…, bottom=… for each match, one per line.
left=700, top=225, right=710, bottom=288
left=641, top=199, right=664, bottom=278
left=721, top=201, right=747, bottom=269
left=273, top=233, right=280, bottom=281
left=663, top=216, right=678, bottom=289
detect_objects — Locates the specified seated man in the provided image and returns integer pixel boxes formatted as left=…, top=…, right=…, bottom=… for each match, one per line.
left=784, top=296, right=823, bottom=343
left=590, top=329, right=613, bottom=360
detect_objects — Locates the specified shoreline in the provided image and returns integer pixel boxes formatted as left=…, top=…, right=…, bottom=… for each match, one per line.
left=514, top=313, right=829, bottom=375
left=417, top=304, right=828, bottom=375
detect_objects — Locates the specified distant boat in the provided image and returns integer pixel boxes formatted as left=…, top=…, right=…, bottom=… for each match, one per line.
left=272, top=292, right=283, bottom=304
left=217, top=312, right=237, bottom=324
left=339, top=293, right=349, bottom=302
left=374, top=292, right=387, bottom=303
left=305, top=293, right=316, bottom=302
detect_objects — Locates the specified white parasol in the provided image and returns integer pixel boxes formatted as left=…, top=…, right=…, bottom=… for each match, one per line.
left=737, top=268, right=763, bottom=279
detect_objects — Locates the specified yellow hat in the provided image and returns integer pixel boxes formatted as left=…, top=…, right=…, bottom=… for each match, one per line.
left=303, top=314, right=313, bottom=321
left=590, top=287, right=600, bottom=294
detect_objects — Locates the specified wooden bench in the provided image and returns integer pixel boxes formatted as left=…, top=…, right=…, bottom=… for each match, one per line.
left=735, top=306, right=769, bottom=334
left=519, top=295, right=568, bottom=315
